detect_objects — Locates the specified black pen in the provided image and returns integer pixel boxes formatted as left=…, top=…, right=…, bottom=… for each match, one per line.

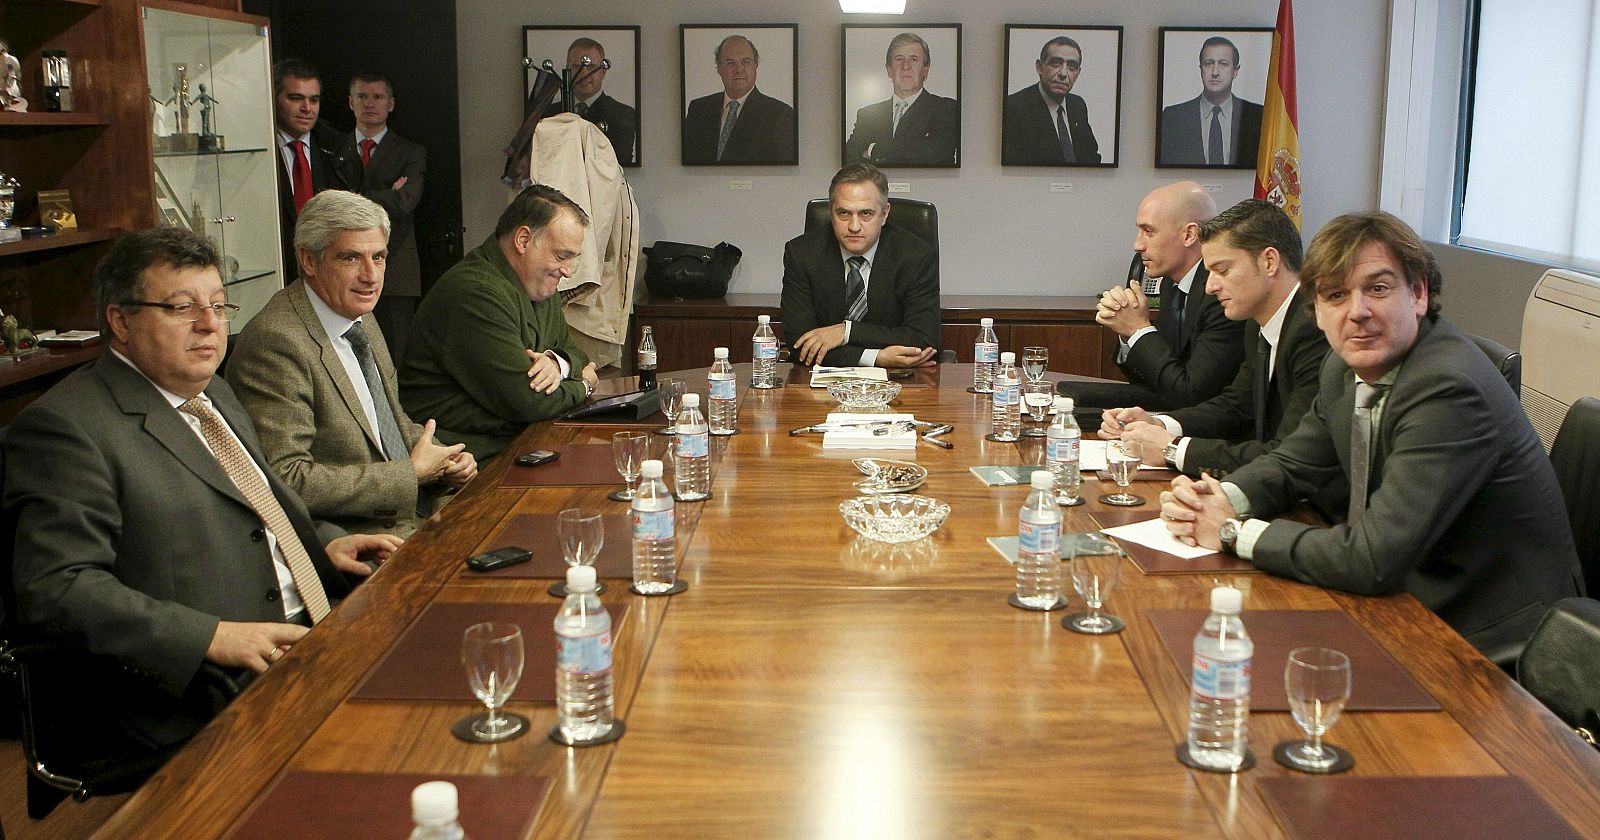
left=923, top=434, right=953, bottom=450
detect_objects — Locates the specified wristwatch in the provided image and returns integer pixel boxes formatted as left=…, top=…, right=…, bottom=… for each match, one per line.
left=582, top=378, right=596, bottom=398
left=1218, top=517, right=1247, bottom=554
left=1164, top=439, right=1182, bottom=470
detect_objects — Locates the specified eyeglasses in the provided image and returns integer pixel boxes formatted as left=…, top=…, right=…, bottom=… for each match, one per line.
left=120, top=301, right=240, bottom=323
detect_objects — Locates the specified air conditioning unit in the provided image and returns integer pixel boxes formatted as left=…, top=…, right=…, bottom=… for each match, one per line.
left=1521, top=268, right=1600, bottom=449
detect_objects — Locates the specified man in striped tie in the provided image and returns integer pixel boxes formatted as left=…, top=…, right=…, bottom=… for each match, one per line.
left=781, top=163, right=940, bottom=368
left=3, top=227, right=402, bottom=760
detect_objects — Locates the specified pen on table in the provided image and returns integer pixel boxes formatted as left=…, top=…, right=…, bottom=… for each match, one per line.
left=923, top=434, right=953, bottom=449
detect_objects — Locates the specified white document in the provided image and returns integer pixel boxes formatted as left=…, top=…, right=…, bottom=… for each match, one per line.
left=1080, top=439, right=1155, bottom=472
left=1100, top=518, right=1218, bottom=560
left=822, top=412, right=916, bottom=450
left=810, top=366, right=889, bottom=387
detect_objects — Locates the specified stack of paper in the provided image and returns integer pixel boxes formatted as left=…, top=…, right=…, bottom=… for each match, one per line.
left=810, top=366, right=889, bottom=388
left=36, top=329, right=101, bottom=347
left=822, top=412, right=917, bottom=450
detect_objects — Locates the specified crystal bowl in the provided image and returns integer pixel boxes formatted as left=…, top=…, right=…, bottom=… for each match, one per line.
left=827, top=379, right=902, bottom=409
left=839, top=494, right=950, bottom=543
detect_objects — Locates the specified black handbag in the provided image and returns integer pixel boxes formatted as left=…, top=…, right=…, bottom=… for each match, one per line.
left=643, top=241, right=742, bottom=299
left=1517, top=597, right=1600, bottom=751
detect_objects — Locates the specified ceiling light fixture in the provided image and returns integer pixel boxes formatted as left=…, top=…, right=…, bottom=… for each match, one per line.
left=839, top=0, right=907, bottom=13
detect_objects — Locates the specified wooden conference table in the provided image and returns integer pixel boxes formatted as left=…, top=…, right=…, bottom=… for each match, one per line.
left=96, top=364, right=1600, bottom=839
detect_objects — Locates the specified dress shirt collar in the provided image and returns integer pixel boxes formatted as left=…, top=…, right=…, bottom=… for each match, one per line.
left=1205, top=95, right=1236, bottom=122
left=1260, top=286, right=1300, bottom=351
left=1171, top=260, right=1201, bottom=295
left=839, top=239, right=882, bottom=272
left=277, top=128, right=312, bottom=148
left=1036, top=82, right=1065, bottom=110
left=109, top=347, right=205, bottom=410
left=356, top=126, right=388, bottom=145
left=575, top=91, right=601, bottom=109
left=304, top=281, right=364, bottom=347
left=722, top=89, right=752, bottom=111
left=892, top=89, right=924, bottom=110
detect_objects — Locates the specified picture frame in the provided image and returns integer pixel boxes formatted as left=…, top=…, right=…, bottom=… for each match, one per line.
left=841, top=23, right=962, bottom=168
left=1155, top=26, right=1273, bottom=169
left=36, top=188, right=77, bottom=231
left=524, top=25, right=642, bottom=167
left=1001, top=25, right=1123, bottom=168
left=680, top=24, right=799, bottom=166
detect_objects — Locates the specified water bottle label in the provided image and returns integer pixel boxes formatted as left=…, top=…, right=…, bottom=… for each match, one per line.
left=556, top=630, right=613, bottom=673
left=709, top=376, right=737, bottom=400
left=993, top=382, right=1018, bottom=406
left=1047, top=436, right=1080, bottom=463
left=975, top=342, right=999, bottom=363
left=632, top=507, right=675, bottom=541
left=639, top=349, right=657, bottom=367
left=753, top=339, right=777, bottom=360
left=1018, top=519, right=1060, bottom=554
left=675, top=430, right=708, bottom=458
left=1191, top=651, right=1251, bottom=701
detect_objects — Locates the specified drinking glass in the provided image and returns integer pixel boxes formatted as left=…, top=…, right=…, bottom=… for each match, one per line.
left=459, top=622, right=526, bottom=741
left=558, top=508, right=604, bottom=569
left=1064, top=534, right=1125, bottom=633
left=655, top=378, right=686, bottom=436
left=1282, top=647, right=1353, bottom=770
left=1021, top=346, right=1049, bottom=382
left=1103, top=438, right=1144, bottom=506
left=1022, top=381, right=1054, bottom=436
left=609, top=431, right=647, bottom=501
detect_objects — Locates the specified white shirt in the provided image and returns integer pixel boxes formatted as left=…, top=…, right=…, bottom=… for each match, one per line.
left=1199, top=96, right=1237, bottom=165
left=277, top=128, right=314, bottom=180
left=839, top=239, right=883, bottom=367
left=1123, top=260, right=1201, bottom=354
left=1037, top=84, right=1072, bottom=146
left=304, top=284, right=389, bottom=458
left=355, top=125, right=388, bottom=147
left=720, top=90, right=752, bottom=135
left=110, top=349, right=307, bottom=620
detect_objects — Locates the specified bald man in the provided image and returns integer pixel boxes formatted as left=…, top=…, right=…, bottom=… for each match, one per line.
left=1059, top=181, right=1246, bottom=414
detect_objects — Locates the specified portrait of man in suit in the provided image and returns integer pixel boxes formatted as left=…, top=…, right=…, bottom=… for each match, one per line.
left=523, top=28, right=642, bottom=168
left=1002, top=26, right=1124, bottom=167
left=563, top=37, right=639, bottom=166
left=1157, top=30, right=1270, bottom=168
left=843, top=28, right=961, bottom=168
left=272, top=59, right=342, bottom=280
left=681, top=28, right=798, bottom=166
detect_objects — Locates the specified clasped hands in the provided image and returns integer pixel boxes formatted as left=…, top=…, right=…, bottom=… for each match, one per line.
left=1098, top=407, right=1174, bottom=466
left=793, top=322, right=935, bottom=368
left=410, top=418, right=477, bottom=488
left=1095, top=279, right=1153, bottom=337
left=1159, top=474, right=1236, bottom=550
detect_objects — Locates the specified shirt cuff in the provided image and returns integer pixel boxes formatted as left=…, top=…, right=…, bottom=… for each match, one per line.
left=1125, top=325, right=1158, bottom=351
left=1156, top=414, right=1183, bottom=436
left=860, top=348, right=879, bottom=367
left=842, top=320, right=853, bottom=345
left=1221, top=482, right=1253, bottom=517
left=544, top=349, right=571, bottom=379
left=1174, top=436, right=1193, bottom=472
left=1235, top=519, right=1271, bottom=561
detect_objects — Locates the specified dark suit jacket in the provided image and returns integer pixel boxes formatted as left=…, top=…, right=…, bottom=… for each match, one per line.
left=682, top=87, right=796, bottom=165
left=844, top=90, right=960, bottom=167
left=562, top=92, right=638, bottom=166
left=276, top=121, right=342, bottom=279
left=1116, top=267, right=1247, bottom=410
left=3, top=355, right=354, bottom=749
left=1002, top=86, right=1100, bottom=165
left=1167, top=290, right=1332, bottom=499
left=1229, top=316, right=1582, bottom=654
left=779, top=225, right=941, bottom=368
left=1158, top=95, right=1264, bottom=167
left=333, top=128, right=426, bottom=297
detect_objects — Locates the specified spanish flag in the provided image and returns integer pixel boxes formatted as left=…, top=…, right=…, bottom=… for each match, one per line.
left=1255, top=0, right=1302, bottom=229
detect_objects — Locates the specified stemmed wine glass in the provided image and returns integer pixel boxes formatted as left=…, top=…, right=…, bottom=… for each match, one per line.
left=1280, top=647, right=1353, bottom=771
left=458, top=622, right=526, bottom=742
left=1063, top=533, right=1126, bottom=634
left=654, top=378, right=686, bottom=436
left=1022, top=346, right=1049, bottom=382
left=1102, top=438, right=1144, bottom=506
left=1022, top=381, right=1054, bottom=436
left=557, top=508, right=605, bottom=594
left=609, top=431, right=647, bottom=502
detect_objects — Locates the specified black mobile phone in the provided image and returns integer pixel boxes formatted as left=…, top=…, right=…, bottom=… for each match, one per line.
left=466, top=546, right=533, bottom=572
left=514, top=450, right=560, bottom=467
left=888, top=368, right=915, bottom=380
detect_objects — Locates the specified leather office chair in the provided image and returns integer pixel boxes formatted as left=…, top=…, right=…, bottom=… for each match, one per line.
left=1550, top=396, right=1600, bottom=598
left=1516, top=597, right=1600, bottom=750
left=1470, top=334, right=1522, bottom=398
left=803, top=197, right=939, bottom=253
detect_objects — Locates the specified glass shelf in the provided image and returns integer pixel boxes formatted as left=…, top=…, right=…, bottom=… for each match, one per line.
left=153, top=145, right=271, bottom=159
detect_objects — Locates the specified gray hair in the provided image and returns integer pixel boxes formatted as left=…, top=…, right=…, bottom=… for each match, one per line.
left=293, top=190, right=391, bottom=260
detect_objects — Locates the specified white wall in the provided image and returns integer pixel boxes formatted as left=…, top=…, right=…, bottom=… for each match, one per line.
left=457, top=0, right=1388, bottom=297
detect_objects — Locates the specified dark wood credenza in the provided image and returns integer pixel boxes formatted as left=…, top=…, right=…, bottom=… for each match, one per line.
left=627, top=294, right=1127, bottom=380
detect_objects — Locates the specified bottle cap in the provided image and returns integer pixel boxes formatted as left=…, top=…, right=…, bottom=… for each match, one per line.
left=1210, top=585, right=1243, bottom=615
left=980, top=317, right=994, bottom=326
left=640, top=459, right=663, bottom=478
left=566, top=564, right=598, bottom=592
left=757, top=314, right=770, bottom=324
left=1030, top=471, right=1054, bottom=490
left=411, top=781, right=459, bottom=826
left=1054, top=396, right=1075, bottom=412
left=714, top=347, right=729, bottom=358
left=681, top=393, right=700, bottom=408
left=1000, top=351, right=1016, bottom=364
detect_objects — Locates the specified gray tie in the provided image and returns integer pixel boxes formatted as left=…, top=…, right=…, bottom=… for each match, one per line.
left=1056, top=104, right=1076, bottom=163
left=343, top=322, right=409, bottom=462
left=1208, top=105, right=1225, bottom=165
left=893, top=100, right=908, bottom=136
left=845, top=256, right=868, bottom=322
left=716, top=100, right=740, bottom=161
left=1347, top=382, right=1385, bottom=527
left=575, top=101, right=589, bottom=117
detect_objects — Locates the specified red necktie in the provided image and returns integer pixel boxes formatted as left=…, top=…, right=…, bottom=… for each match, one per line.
left=290, top=139, right=313, bottom=214
left=359, top=138, right=375, bottom=168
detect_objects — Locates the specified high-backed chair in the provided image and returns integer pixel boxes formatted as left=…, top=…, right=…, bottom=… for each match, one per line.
left=1517, top=597, right=1600, bottom=750
left=1470, top=334, right=1522, bottom=398
left=1551, top=396, right=1600, bottom=597
left=803, top=197, right=939, bottom=253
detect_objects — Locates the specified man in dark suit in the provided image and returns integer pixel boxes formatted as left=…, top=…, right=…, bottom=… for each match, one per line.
left=3, top=228, right=401, bottom=757
left=1002, top=35, right=1100, bottom=165
left=844, top=32, right=960, bottom=167
left=1161, top=212, right=1582, bottom=656
left=781, top=163, right=939, bottom=369
left=1060, top=181, right=1246, bottom=412
left=560, top=37, right=638, bottom=166
left=682, top=35, right=796, bottom=165
left=273, top=59, right=340, bottom=279
left=1159, top=36, right=1264, bottom=167
left=1099, top=200, right=1334, bottom=510
left=333, top=71, right=427, bottom=367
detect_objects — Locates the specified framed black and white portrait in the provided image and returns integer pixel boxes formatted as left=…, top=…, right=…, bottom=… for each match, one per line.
left=841, top=24, right=962, bottom=168
left=524, top=26, right=642, bottom=167
left=1001, top=25, right=1123, bottom=167
left=1155, top=27, right=1272, bottom=169
left=680, top=24, right=799, bottom=166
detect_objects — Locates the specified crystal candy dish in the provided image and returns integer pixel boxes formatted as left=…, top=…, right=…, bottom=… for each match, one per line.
left=827, top=379, right=902, bottom=409
left=839, top=494, right=950, bottom=543
left=851, top=458, right=928, bottom=494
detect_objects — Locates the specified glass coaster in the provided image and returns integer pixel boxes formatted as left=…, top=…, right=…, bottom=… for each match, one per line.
left=1273, top=740, right=1355, bottom=774
left=548, top=719, right=626, bottom=747
left=452, top=711, right=530, bottom=743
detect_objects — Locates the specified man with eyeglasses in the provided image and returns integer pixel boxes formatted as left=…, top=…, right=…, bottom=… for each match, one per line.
left=681, top=34, right=796, bottom=165
left=1159, top=36, right=1263, bottom=167
left=3, top=227, right=401, bottom=761
left=1003, top=35, right=1101, bottom=166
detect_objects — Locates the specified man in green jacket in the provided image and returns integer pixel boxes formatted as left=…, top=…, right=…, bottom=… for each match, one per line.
left=400, top=185, right=598, bottom=460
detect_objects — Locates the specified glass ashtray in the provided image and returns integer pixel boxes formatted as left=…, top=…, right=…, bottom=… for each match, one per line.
left=851, top=458, right=928, bottom=494
left=827, top=379, right=902, bottom=409
left=839, top=494, right=950, bottom=543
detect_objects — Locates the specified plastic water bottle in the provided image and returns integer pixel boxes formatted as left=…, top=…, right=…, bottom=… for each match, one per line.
left=1186, top=585, right=1253, bottom=770
left=751, top=315, right=778, bottom=389
left=973, top=317, right=999, bottom=393
left=631, top=459, right=677, bottom=594
left=674, top=393, right=710, bottom=500
left=1047, top=396, right=1082, bottom=505
left=1016, top=471, right=1063, bottom=608
left=636, top=325, right=657, bottom=392
left=990, top=351, right=1022, bottom=441
left=708, top=347, right=738, bottom=435
left=554, top=565, right=615, bottom=744
left=408, top=781, right=467, bottom=840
